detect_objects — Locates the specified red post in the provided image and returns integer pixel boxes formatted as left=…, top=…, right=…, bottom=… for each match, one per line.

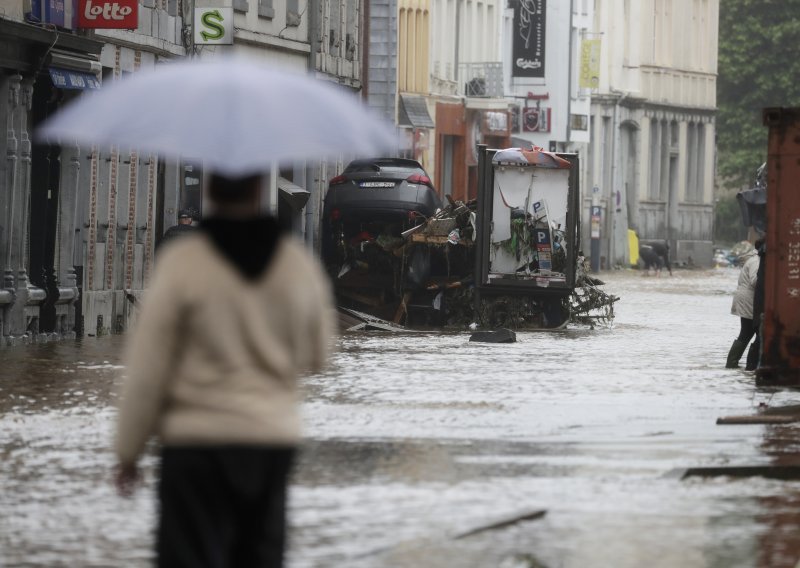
left=756, top=108, right=800, bottom=386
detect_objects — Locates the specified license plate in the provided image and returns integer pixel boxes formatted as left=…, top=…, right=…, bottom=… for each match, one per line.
left=359, top=181, right=396, bottom=188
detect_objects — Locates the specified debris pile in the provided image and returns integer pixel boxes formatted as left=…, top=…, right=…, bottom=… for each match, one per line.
left=330, top=196, right=618, bottom=331
left=329, top=146, right=618, bottom=331
left=570, top=255, right=619, bottom=328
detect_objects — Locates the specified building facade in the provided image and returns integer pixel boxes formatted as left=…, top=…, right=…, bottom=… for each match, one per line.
left=429, top=0, right=510, bottom=202
left=1, top=3, right=138, bottom=344
left=503, top=0, right=592, bottom=153
left=366, top=0, right=434, bottom=169
left=365, top=0, right=592, bottom=204
left=586, top=0, right=718, bottom=268
left=0, top=0, right=363, bottom=345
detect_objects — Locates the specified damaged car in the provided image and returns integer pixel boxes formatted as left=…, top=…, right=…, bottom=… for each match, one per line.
left=321, top=158, right=444, bottom=318
left=321, top=158, right=442, bottom=263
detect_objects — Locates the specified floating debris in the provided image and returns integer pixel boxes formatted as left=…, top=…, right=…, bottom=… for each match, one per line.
left=682, top=466, right=800, bottom=481
left=451, top=508, right=547, bottom=539
left=469, top=328, right=517, bottom=343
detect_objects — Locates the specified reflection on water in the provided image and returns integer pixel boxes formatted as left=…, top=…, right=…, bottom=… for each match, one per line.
left=3, top=269, right=800, bottom=567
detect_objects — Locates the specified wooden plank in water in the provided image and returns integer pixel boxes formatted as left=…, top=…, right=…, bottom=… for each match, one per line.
left=762, top=404, right=800, bottom=416
left=716, top=415, right=800, bottom=425
left=338, top=307, right=416, bottom=333
left=451, top=509, right=547, bottom=540
left=682, top=465, right=800, bottom=480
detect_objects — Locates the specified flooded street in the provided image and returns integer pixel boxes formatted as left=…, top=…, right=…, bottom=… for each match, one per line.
left=4, top=268, right=800, bottom=567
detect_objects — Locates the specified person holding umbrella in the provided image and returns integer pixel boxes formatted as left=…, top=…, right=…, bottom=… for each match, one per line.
left=37, top=56, right=396, bottom=566
left=114, top=172, right=336, bottom=567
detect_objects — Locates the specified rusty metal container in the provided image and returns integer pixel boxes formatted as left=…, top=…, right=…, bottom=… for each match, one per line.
left=756, top=108, right=800, bottom=386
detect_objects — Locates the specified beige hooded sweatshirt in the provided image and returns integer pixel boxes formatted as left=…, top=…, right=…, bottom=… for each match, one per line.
left=115, top=232, right=336, bottom=467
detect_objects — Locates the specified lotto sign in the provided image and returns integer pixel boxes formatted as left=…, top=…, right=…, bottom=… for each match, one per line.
left=194, top=7, right=234, bottom=45
left=78, top=0, right=138, bottom=28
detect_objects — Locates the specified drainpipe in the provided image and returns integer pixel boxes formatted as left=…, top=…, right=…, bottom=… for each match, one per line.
left=454, top=0, right=460, bottom=88
left=361, top=0, right=369, bottom=101
left=308, top=0, right=318, bottom=72
left=306, top=0, right=320, bottom=250
left=388, top=0, right=395, bottom=122
left=566, top=0, right=574, bottom=146
left=188, top=0, right=197, bottom=58
left=609, top=88, right=629, bottom=267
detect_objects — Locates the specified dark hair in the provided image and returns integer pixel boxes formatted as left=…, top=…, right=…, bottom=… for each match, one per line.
left=208, top=173, right=261, bottom=204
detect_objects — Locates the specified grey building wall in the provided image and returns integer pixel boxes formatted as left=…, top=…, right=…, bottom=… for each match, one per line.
left=304, top=0, right=366, bottom=252
left=0, top=19, right=104, bottom=346
left=582, top=96, right=715, bottom=269
left=2, top=0, right=366, bottom=345
left=367, top=0, right=397, bottom=124
left=79, top=45, right=182, bottom=340
left=0, top=8, right=183, bottom=346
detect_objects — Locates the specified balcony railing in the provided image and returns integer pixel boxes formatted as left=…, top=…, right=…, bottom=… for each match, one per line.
left=458, top=62, right=503, bottom=97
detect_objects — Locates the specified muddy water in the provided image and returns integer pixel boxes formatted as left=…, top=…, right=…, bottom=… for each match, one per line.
left=3, top=268, right=800, bottom=568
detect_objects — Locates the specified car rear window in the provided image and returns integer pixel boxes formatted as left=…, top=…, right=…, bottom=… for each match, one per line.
left=345, top=163, right=380, bottom=173
left=344, top=160, right=425, bottom=176
left=373, top=166, right=421, bottom=176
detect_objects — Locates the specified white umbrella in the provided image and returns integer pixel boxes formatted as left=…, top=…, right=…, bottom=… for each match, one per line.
left=37, top=56, right=399, bottom=176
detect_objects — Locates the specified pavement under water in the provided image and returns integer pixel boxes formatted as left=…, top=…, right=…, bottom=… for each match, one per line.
left=3, top=268, right=800, bottom=567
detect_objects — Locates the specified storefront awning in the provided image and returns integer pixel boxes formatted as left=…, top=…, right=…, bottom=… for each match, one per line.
left=49, top=67, right=100, bottom=90
left=278, top=177, right=310, bottom=210
left=398, top=94, right=434, bottom=129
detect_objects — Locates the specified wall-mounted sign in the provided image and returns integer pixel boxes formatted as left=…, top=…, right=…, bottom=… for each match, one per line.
left=29, top=0, right=76, bottom=29
left=522, top=107, right=550, bottom=133
left=512, top=0, right=546, bottom=78
left=590, top=204, right=601, bottom=239
left=570, top=114, right=588, bottom=131
left=49, top=67, right=101, bottom=90
left=77, top=0, right=138, bottom=29
left=194, top=7, right=234, bottom=45
left=579, top=39, right=601, bottom=89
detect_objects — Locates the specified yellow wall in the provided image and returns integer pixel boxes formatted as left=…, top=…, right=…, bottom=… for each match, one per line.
left=398, top=0, right=430, bottom=94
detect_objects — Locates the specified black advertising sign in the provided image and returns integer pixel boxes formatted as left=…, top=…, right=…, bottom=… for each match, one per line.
left=512, top=0, right=546, bottom=78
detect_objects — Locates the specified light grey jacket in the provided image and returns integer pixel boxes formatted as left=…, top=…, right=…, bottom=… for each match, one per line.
left=731, top=249, right=760, bottom=319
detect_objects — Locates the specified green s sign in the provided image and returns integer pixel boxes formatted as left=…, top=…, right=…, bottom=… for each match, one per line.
left=200, top=10, right=225, bottom=41
left=194, top=7, right=233, bottom=45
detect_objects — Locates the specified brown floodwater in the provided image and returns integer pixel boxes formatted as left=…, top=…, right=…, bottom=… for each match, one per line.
left=3, top=268, right=800, bottom=568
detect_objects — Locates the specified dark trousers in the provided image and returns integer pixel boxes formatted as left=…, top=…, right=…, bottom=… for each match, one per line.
left=157, top=446, right=295, bottom=568
left=736, top=317, right=757, bottom=344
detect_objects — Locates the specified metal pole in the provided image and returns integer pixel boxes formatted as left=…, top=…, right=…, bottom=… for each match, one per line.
left=566, top=0, right=575, bottom=145
left=590, top=186, right=601, bottom=272
left=191, top=0, right=195, bottom=58
left=609, top=91, right=630, bottom=268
